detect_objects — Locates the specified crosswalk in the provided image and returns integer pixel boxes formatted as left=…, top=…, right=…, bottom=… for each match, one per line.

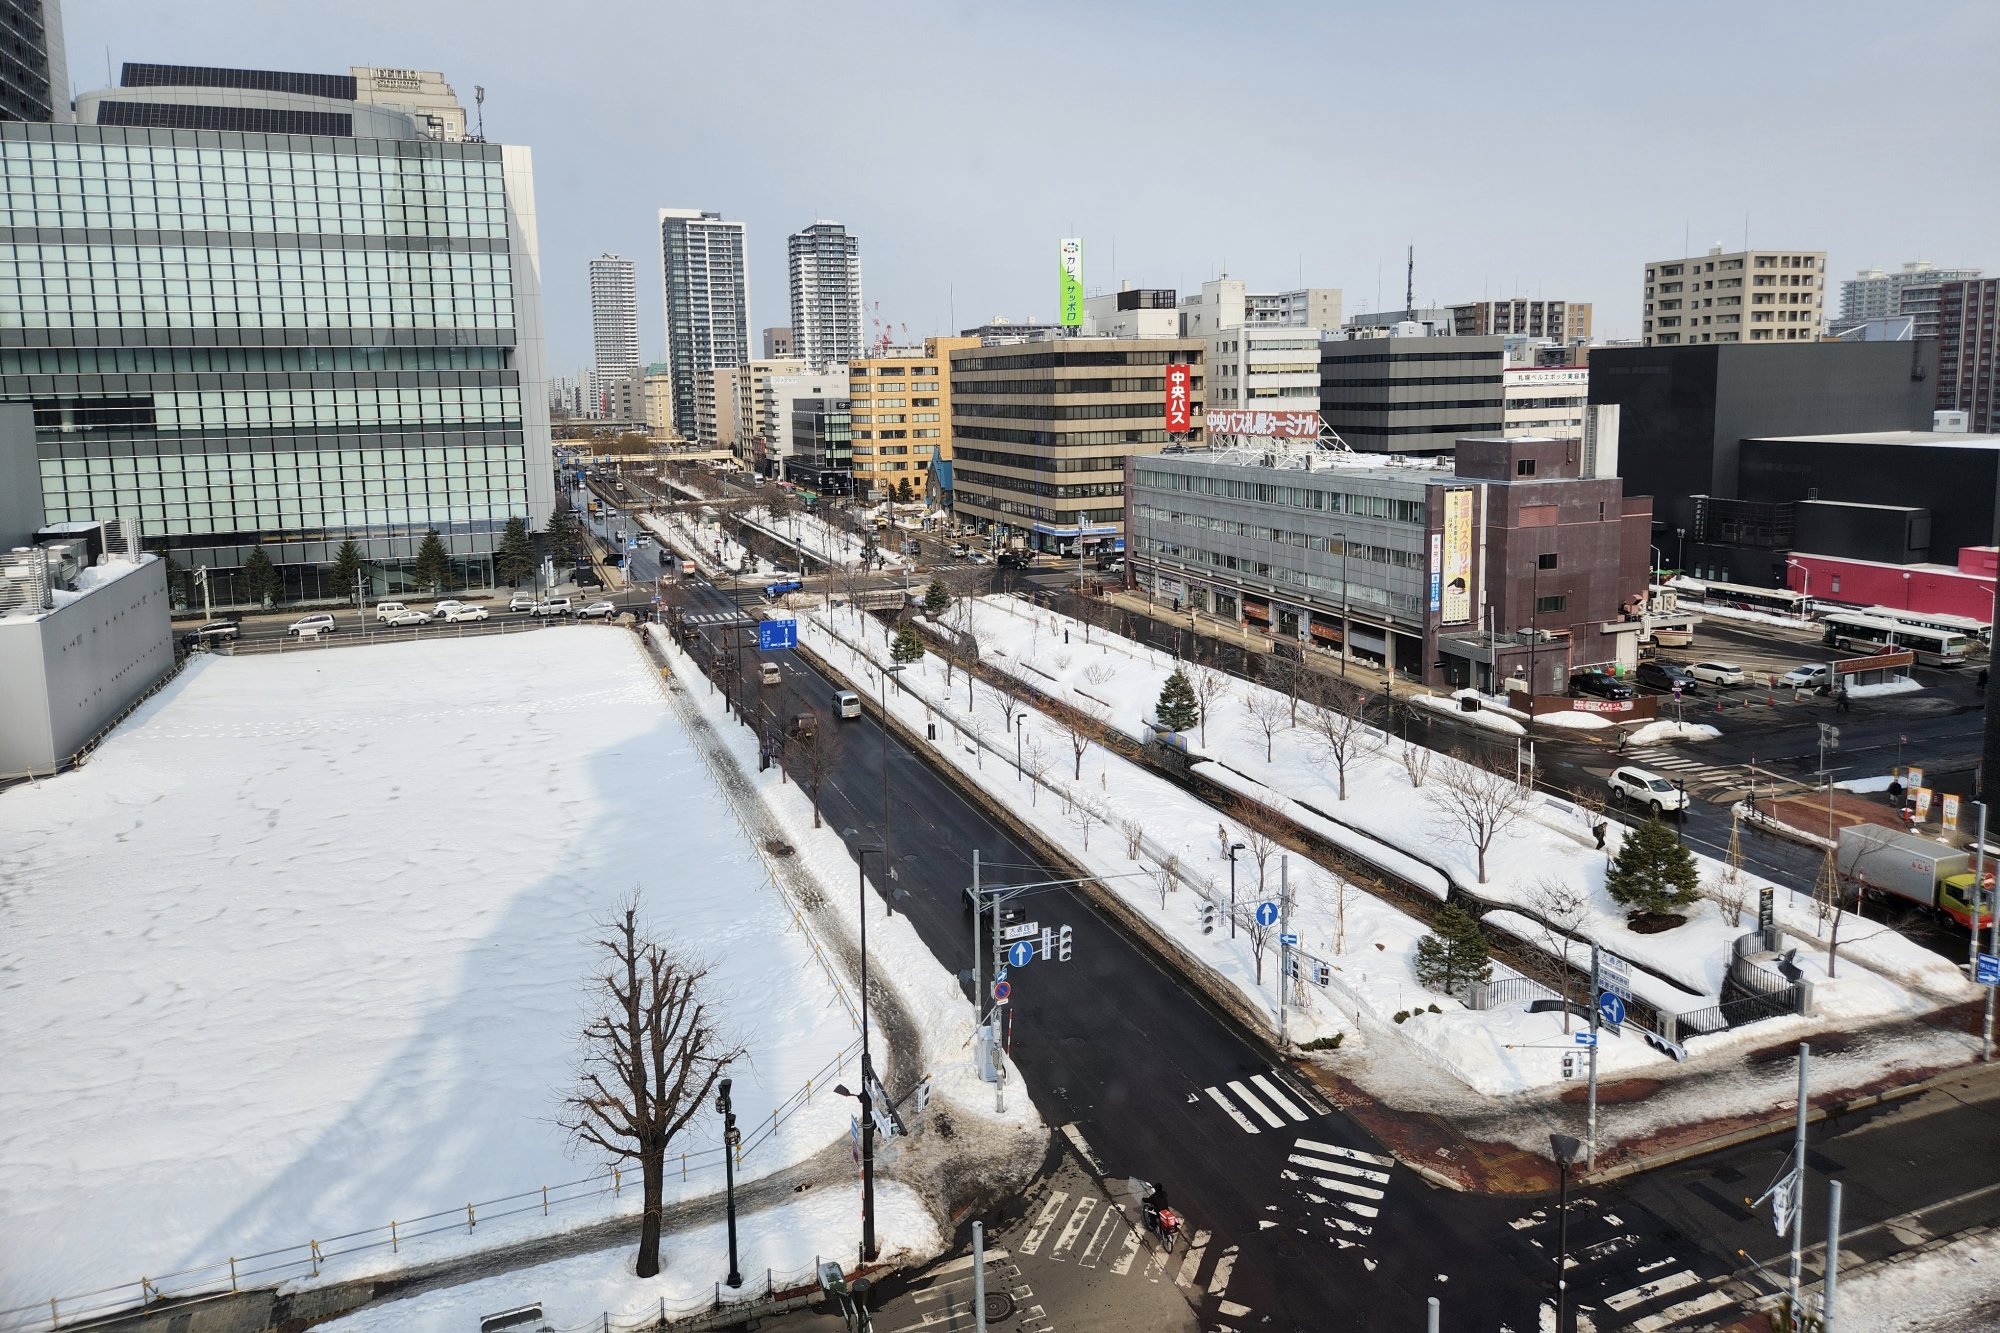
left=680, top=610, right=758, bottom=627
left=1502, top=1199, right=1737, bottom=1330
left=1621, top=747, right=1745, bottom=789
left=1196, top=1073, right=1316, bottom=1133
left=1014, top=1182, right=1252, bottom=1323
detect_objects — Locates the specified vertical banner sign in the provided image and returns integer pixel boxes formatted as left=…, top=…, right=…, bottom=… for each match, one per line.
left=1059, top=238, right=1084, bottom=328
left=1943, top=792, right=1962, bottom=831
left=1165, top=363, right=1192, bottom=432
left=1429, top=532, right=1443, bottom=613
left=1441, top=489, right=1474, bottom=625
left=1915, top=787, right=1933, bottom=822
left=1907, top=766, right=1925, bottom=792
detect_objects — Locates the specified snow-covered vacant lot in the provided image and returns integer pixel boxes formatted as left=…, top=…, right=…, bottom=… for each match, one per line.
left=0, top=630, right=861, bottom=1309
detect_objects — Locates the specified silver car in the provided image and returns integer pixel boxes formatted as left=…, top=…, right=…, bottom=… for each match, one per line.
left=1685, top=661, right=1745, bottom=687
left=382, top=608, right=432, bottom=627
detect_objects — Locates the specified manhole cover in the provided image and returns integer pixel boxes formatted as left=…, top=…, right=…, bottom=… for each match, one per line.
left=1276, top=1239, right=1304, bottom=1259
left=982, top=1292, right=1016, bottom=1322
left=764, top=840, right=795, bottom=857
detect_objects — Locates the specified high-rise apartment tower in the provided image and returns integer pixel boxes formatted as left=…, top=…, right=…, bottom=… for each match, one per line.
left=589, top=254, right=641, bottom=395
left=788, top=221, right=862, bottom=370
left=659, top=208, right=749, bottom=442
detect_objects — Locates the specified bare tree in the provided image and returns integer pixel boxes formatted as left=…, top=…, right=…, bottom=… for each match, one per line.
left=1237, top=895, right=1276, bottom=984
left=1301, top=678, right=1379, bottom=800
left=1265, top=654, right=1307, bottom=726
left=1186, top=661, right=1232, bottom=748
left=1525, top=875, right=1590, bottom=1033
left=1399, top=739, right=1433, bottom=790
left=1156, top=851, right=1181, bottom=909
left=1069, top=799, right=1100, bottom=851
left=1021, top=732, right=1051, bottom=805
left=1424, top=751, right=1531, bottom=883
left=1240, top=689, right=1292, bottom=763
left=794, top=723, right=843, bottom=828
left=1083, top=660, right=1117, bottom=690
left=1310, top=867, right=1353, bottom=956
left=559, top=898, right=743, bottom=1278
left=991, top=681, right=1027, bottom=738
left=1235, top=804, right=1280, bottom=903
left=1120, top=815, right=1147, bottom=860
left=964, top=712, right=991, bottom=770
left=1709, top=868, right=1751, bottom=929
left=1062, top=696, right=1107, bottom=779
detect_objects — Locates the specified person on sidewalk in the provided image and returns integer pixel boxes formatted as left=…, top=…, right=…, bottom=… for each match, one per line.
left=1979, top=666, right=1989, bottom=693
left=1836, top=686, right=1851, bottom=713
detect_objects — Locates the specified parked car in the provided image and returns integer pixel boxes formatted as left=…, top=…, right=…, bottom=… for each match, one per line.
left=438, top=603, right=489, bottom=623
left=1569, top=670, right=1637, bottom=701
left=382, top=608, right=432, bottom=627
left=576, top=600, right=617, bottom=620
left=508, top=592, right=538, bottom=612
left=288, top=613, right=338, bottom=638
left=374, top=601, right=412, bottom=622
left=1685, top=661, right=1746, bottom=687
left=834, top=690, right=862, bottom=719
left=1779, top=663, right=1833, bottom=690
left=1635, top=661, right=1700, bottom=693
left=181, top=619, right=239, bottom=649
left=1608, top=765, right=1690, bottom=817
left=533, top=596, right=573, bottom=617
left=997, top=551, right=1029, bottom=569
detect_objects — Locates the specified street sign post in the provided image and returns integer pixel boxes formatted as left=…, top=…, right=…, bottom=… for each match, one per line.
left=991, top=980, right=1010, bottom=1003
left=1255, top=901, right=1280, bottom=927
left=1597, top=993, right=1627, bottom=1027
left=1280, top=932, right=1298, bottom=946
left=1599, top=952, right=1632, bottom=1000
left=1575, top=1032, right=1596, bottom=1046
left=1007, top=940, right=1035, bottom=969
left=1978, top=953, right=2000, bottom=987
left=757, top=619, right=798, bottom=652
left=1002, top=920, right=1039, bottom=941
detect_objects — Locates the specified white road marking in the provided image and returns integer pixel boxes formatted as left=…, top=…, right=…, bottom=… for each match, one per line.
left=1344, top=1201, right=1381, bottom=1219
left=1050, top=1196, right=1098, bottom=1260
left=1061, top=1121, right=1106, bottom=1174
left=1631, top=1290, right=1733, bottom=1331
left=1207, top=1244, right=1239, bottom=1297
left=1251, top=1073, right=1310, bottom=1121
left=1227, top=1079, right=1286, bottom=1127
left=1605, top=1269, right=1700, bottom=1311
left=1144, top=1243, right=1171, bottom=1281
left=1289, top=1153, right=1392, bottom=1184
left=922, top=1248, right=1012, bottom=1277
left=1175, top=1229, right=1211, bottom=1287
left=1110, top=1224, right=1143, bottom=1275
left=1019, top=1190, right=1068, bottom=1255
left=1218, top=1298, right=1252, bottom=1318
left=1205, top=1085, right=1261, bottom=1133
left=1077, top=1206, right=1118, bottom=1268
left=1295, top=1137, right=1394, bottom=1168
left=1311, top=1174, right=1387, bottom=1202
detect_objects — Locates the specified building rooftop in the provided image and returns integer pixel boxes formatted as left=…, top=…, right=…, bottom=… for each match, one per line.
left=1752, top=430, right=2000, bottom=448
left=1152, top=441, right=1453, bottom=483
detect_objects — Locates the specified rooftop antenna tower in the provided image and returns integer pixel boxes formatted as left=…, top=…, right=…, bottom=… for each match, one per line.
left=474, top=86, right=485, bottom=141
left=1405, top=245, right=1414, bottom=320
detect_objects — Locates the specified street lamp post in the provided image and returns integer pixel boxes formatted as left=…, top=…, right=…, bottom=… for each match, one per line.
left=1228, top=841, right=1245, bottom=938
left=717, top=1077, right=743, bottom=1287
left=1786, top=559, right=1811, bottom=622
left=1550, top=1134, right=1581, bottom=1333
left=880, top=663, right=903, bottom=914
left=838, top=835, right=884, bottom=1264
left=1338, top=531, right=1350, bottom=679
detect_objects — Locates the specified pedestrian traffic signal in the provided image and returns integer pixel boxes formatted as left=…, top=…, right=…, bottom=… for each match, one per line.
left=1198, top=903, right=1217, bottom=934
left=1058, top=924, right=1073, bottom=962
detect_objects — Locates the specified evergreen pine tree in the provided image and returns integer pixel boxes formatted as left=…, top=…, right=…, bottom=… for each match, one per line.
left=494, top=517, right=535, bottom=586
left=890, top=621, right=926, bottom=665
left=330, top=539, right=362, bottom=602
left=922, top=576, right=951, bottom=617
left=241, top=546, right=280, bottom=607
left=1155, top=668, right=1200, bottom=733
left=895, top=477, right=914, bottom=503
left=1605, top=816, right=1701, bottom=917
left=413, top=528, right=453, bottom=594
left=1413, top=902, right=1492, bottom=992
left=544, top=504, right=578, bottom=562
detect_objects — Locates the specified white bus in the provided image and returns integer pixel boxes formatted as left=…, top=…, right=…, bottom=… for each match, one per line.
left=1857, top=605, right=1991, bottom=647
left=1821, top=611, right=1971, bottom=666
left=1684, top=579, right=1814, bottom=618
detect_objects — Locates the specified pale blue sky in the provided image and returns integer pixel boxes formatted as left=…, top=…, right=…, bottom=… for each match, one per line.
left=62, top=0, right=2000, bottom=371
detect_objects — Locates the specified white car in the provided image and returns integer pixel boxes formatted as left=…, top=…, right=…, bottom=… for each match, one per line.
left=287, top=613, right=338, bottom=638
left=1685, top=661, right=1746, bottom=687
left=1779, top=663, right=1833, bottom=690
left=382, top=608, right=432, bottom=627
left=576, top=600, right=617, bottom=620
left=1609, top=765, right=1690, bottom=816
left=533, top=596, right=573, bottom=617
left=438, top=603, right=489, bottom=623
left=508, top=592, right=538, bottom=612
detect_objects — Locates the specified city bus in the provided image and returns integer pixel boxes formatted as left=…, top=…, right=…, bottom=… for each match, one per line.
left=1684, top=579, right=1814, bottom=619
left=1821, top=611, right=1971, bottom=666
left=1858, top=605, right=1991, bottom=647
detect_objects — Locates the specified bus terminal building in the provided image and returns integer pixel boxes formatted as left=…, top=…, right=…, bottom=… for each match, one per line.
left=1126, top=435, right=1657, bottom=693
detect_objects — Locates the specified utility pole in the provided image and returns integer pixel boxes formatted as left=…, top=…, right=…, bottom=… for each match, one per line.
left=1278, top=855, right=1292, bottom=1048
left=1790, top=1042, right=1810, bottom=1306
left=717, top=1078, right=742, bottom=1287
left=1586, top=943, right=1601, bottom=1170
left=1823, top=1179, right=1843, bottom=1331
left=973, top=1220, right=987, bottom=1333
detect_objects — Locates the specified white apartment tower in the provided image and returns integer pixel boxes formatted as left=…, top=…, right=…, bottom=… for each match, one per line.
left=788, top=221, right=863, bottom=370
left=589, top=253, right=641, bottom=395
left=660, top=208, right=750, bottom=442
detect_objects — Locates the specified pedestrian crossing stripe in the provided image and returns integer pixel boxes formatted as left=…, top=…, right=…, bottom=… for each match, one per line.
left=1201, top=1075, right=1320, bottom=1133
left=1294, top=1138, right=1395, bottom=1168
left=1250, top=1074, right=1310, bottom=1120
left=1605, top=1267, right=1700, bottom=1311
left=1227, top=1080, right=1286, bottom=1127
left=1287, top=1152, right=1391, bottom=1184
left=1018, top=1190, right=1068, bottom=1254
left=1204, top=1085, right=1261, bottom=1133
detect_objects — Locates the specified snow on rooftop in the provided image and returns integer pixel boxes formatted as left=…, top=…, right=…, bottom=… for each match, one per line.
left=0, top=629, right=862, bottom=1305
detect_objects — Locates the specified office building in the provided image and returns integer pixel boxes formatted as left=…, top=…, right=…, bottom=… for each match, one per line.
left=765, top=368, right=847, bottom=478
left=13, top=63, right=551, bottom=607
left=848, top=337, right=977, bottom=493
left=716, top=357, right=804, bottom=471
left=1503, top=366, right=1589, bottom=438
left=1836, top=261, right=1982, bottom=338
left=700, top=367, right=734, bottom=453
left=0, top=0, right=66, bottom=124
left=961, top=316, right=1063, bottom=344
left=659, top=208, right=748, bottom=441
left=1341, top=308, right=1455, bottom=339
left=350, top=68, right=468, bottom=141
left=82, top=63, right=468, bottom=142
left=1449, top=299, right=1592, bottom=344
left=1177, top=279, right=1342, bottom=340
left=1129, top=434, right=1652, bottom=690
left=1937, top=279, right=2000, bottom=434
left=786, top=396, right=852, bottom=494
left=643, top=363, right=673, bottom=435
left=1642, top=247, right=1826, bottom=346
left=787, top=221, right=862, bottom=370
left=1083, top=286, right=1177, bottom=339
left=589, top=253, right=640, bottom=392
left=1318, top=335, right=1505, bottom=455
left=763, top=326, right=794, bottom=359
left=1205, top=327, right=1322, bottom=413
left=949, top=336, right=1204, bottom=554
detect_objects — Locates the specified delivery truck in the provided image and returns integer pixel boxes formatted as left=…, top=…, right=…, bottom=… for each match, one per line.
left=1839, top=824, right=1993, bottom=931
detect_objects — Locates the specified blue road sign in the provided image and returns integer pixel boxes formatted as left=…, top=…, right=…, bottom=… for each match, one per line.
left=1575, top=1032, right=1597, bottom=1046
left=1597, top=992, right=1627, bottom=1027
left=1255, top=901, right=1280, bottom=927
left=758, top=619, right=798, bottom=652
left=991, top=979, right=1011, bottom=1002
left=1978, top=953, right=2000, bottom=987
left=1008, top=940, right=1035, bottom=969
left=1280, top=933, right=1299, bottom=946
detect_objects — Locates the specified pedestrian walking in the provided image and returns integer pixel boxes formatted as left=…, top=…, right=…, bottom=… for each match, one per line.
left=1978, top=666, right=1988, bottom=693
left=1836, top=686, right=1851, bottom=713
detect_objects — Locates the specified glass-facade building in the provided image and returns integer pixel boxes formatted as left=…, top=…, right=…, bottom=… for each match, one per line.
left=0, top=112, right=551, bottom=607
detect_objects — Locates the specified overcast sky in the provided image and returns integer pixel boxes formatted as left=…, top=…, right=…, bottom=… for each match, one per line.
left=63, top=0, right=2000, bottom=371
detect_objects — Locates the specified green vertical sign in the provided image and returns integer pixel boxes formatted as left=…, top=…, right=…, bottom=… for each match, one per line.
left=1059, top=237, right=1083, bottom=328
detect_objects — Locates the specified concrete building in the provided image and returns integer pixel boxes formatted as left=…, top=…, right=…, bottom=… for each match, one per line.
left=1643, top=246, right=1826, bottom=346
left=589, top=253, right=641, bottom=396
left=763, top=326, right=794, bottom=359
left=787, top=221, right=862, bottom=370
left=1083, top=286, right=1177, bottom=339
left=786, top=397, right=852, bottom=494
left=961, top=317, right=1063, bottom=345
left=1503, top=366, right=1589, bottom=439
left=0, top=0, right=66, bottom=124
left=849, top=337, right=977, bottom=496
left=703, top=367, right=737, bottom=456
left=18, top=63, right=551, bottom=608
left=350, top=67, right=468, bottom=141
left=81, top=63, right=468, bottom=142
left=1318, top=335, right=1506, bottom=455
left=1176, top=279, right=1341, bottom=340
left=1836, top=262, right=1982, bottom=338
left=1205, top=328, right=1321, bottom=413
left=1449, top=299, right=1592, bottom=345
left=659, top=208, right=749, bottom=441
left=718, top=357, right=805, bottom=471
left=949, top=336, right=1205, bottom=554
left=643, top=363, right=673, bottom=435
left=1128, top=434, right=1651, bottom=690
left=1342, top=308, right=1455, bottom=338
left=1936, top=279, right=2000, bottom=434
left=764, top=368, right=848, bottom=478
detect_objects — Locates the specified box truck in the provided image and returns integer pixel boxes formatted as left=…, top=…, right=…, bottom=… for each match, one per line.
left=1839, top=824, right=1992, bottom=930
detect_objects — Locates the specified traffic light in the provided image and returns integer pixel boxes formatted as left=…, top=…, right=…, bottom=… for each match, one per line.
left=1058, top=924, right=1073, bottom=962
left=1198, top=903, right=1217, bottom=934
left=1562, top=1055, right=1576, bottom=1080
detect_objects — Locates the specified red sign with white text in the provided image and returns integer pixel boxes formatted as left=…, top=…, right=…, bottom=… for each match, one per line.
left=1165, top=363, right=1192, bottom=432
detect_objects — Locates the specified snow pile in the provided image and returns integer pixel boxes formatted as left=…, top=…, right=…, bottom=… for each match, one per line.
left=0, top=632, right=868, bottom=1307
left=1534, top=710, right=1614, bottom=731
left=1835, top=775, right=1898, bottom=793
left=1834, top=1227, right=2000, bottom=1333
left=1626, top=720, right=1722, bottom=745
left=1410, top=691, right=1527, bottom=735
left=738, top=506, right=905, bottom=572
left=1848, top=676, right=1924, bottom=698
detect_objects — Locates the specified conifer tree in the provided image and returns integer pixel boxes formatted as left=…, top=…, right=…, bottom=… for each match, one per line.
left=494, top=517, right=535, bottom=586
left=1605, top=816, right=1701, bottom=917
left=414, top=528, right=453, bottom=594
left=1413, top=902, right=1492, bottom=992
left=922, top=576, right=951, bottom=617
left=1155, top=668, right=1200, bottom=734
left=890, top=621, right=926, bottom=665
left=241, top=546, right=280, bottom=607
left=330, top=539, right=362, bottom=602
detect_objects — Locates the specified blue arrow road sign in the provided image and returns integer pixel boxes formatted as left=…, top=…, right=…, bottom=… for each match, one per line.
left=1280, top=933, right=1298, bottom=946
left=1255, top=901, right=1280, bottom=927
left=758, top=619, right=798, bottom=652
left=1978, top=953, right=2000, bottom=987
left=1008, top=940, right=1035, bottom=969
left=1575, top=1032, right=1597, bottom=1046
left=1598, top=992, right=1627, bottom=1027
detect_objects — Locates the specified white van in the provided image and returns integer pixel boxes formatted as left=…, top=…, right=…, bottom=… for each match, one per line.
left=374, top=601, right=410, bottom=622
left=834, top=690, right=862, bottom=720
left=760, top=661, right=782, bottom=686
